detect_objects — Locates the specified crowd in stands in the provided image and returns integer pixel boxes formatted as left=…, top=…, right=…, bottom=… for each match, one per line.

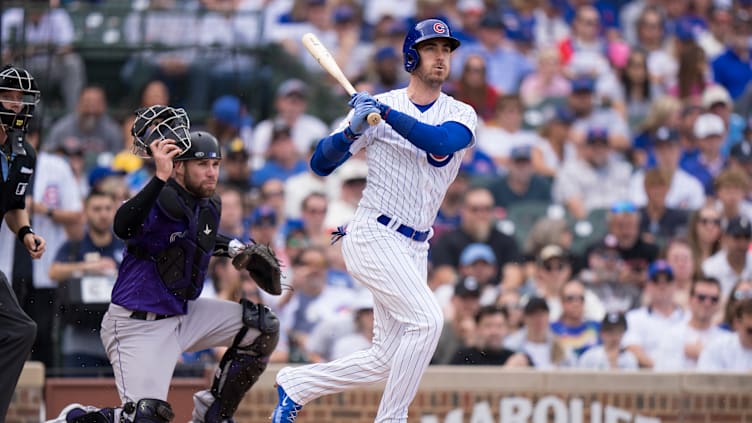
left=2, top=0, right=752, bottom=376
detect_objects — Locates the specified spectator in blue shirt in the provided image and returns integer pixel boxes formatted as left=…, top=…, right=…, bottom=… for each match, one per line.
left=711, top=15, right=752, bottom=100
left=681, top=113, right=727, bottom=195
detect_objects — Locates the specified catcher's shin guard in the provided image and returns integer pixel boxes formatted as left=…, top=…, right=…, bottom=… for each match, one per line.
left=204, top=299, right=279, bottom=422
left=132, top=399, right=174, bottom=423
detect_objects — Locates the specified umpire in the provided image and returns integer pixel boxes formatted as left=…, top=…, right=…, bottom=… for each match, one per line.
left=0, top=65, right=46, bottom=420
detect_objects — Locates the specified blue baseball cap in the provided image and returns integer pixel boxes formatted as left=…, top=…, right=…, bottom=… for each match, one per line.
left=552, top=106, right=576, bottom=125
left=460, top=243, right=497, bottom=266
left=249, top=206, right=277, bottom=227
left=571, top=75, right=596, bottom=92
left=610, top=200, right=637, bottom=214
left=212, top=95, right=250, bottom=130
left=648, top=260, right=674, bottom=281
left=586, top=127, right=609, bottom=144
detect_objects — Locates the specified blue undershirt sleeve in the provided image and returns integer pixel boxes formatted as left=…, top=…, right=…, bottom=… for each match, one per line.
left=384, top=109, right=472, bottom=156
left=310, top=131, right=354, bottom=176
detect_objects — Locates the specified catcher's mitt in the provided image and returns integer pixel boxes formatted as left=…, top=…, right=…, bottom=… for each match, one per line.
left=232, top=244, right=282, bottom=295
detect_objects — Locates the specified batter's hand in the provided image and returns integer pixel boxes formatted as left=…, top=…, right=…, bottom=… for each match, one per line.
left=348, top=91, right=374, bottom=108
left=349, top=102, right=381, bottom=135
left=23, top=233, right=46, bottom=259
left=151, top=138, right=183, bottom=181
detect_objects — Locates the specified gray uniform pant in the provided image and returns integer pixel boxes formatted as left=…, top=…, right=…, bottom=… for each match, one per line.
left=100, top=299, right=260, bottom=405
left=0, top=270, right=36, bottom=422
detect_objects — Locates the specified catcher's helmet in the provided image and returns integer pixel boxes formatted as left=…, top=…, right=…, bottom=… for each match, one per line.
left=0, top=65, right=41, bottom=132
left=131, top=105, right=191, bottom=157
left=403, top=19, right=460, bottom=73
left=174, top=131, right=222, bottom=161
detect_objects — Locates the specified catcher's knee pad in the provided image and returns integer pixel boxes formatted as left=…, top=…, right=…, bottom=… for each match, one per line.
left=202, top=300, right=279, bottom=422
left=131, top=399, right=174, bottom=423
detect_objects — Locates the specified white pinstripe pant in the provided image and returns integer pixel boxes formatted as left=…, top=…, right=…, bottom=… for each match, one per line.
left=276, top=208, right=443, bottom=423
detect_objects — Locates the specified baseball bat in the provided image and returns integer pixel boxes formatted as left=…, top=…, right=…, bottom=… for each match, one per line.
left=301, top=32, right=381, bottom=126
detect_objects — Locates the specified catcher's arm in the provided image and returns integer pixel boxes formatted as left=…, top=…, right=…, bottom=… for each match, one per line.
left=213, top=232, right=245, bottom=258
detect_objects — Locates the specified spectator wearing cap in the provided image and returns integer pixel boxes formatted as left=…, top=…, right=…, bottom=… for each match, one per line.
left=251, top=79, right=328, bottom=169
left=220, top=138, right=253, bottom=194
left=550, top=279, right=602, bottom=357
left=248, top=206, right=279, bottom=248
left=577, top=312, right=638, bottom=370
left=476, top=145, right=552, bottom=209
left=714, top=168, right=752, bottom=222
left=208, top=95, right=253, bottom=148
left=623, top=260, right=686, bottom=368
left=56, top=136, right=89, bottom=198
left=527, top=244, right=606, bottom=323
left=701, top=85, right=749, bottom=156
left=369, top=46, right=407, bottom=95
left=476, top=94, right=544, bottom=169
left=637, top=168, right=690, bottom=249
left=432, top=276, right=483, bottom=365
left=504, top=296, right=574, bottom=369
left=325, top=159, right=368, bottom=229
left=519, top=47, right=572, bottom=109
left=698, top=298, right=752, bottom=371
left=434, top=243, right=500, bottom=312
left=711, top=14, right=752, bottom=100
left=629, top=124, right=706, bottom=211
left=553, top=128, right=632, bottom=219
left=450, top=305, right=531, bottom=366
left=501, top=1, right=537, bottom=57
left=252, top=122, right=309, bottom=187
left=452, top=13, right=535, bottom=94
left=680, top=113, right=727, bottom=195
left=445, top=54, right=499, bottom=123
left=578, top=234, right=642, bottom=314
left=654, top=277, right=726, bottom=370
left=566, top=75, right=631, bottom=151
left=702, top=216, right=752, bottom=296
left=534, top=106, right=578, bottom=178
left=599, top=200, right=660, bottom=288
left=729, top=135, right=752, bottom=178
left=431, top=187, right=523, bottom=289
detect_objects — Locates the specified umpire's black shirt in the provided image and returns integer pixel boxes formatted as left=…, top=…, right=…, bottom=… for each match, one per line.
left=0, top=135, right=36, bottom=222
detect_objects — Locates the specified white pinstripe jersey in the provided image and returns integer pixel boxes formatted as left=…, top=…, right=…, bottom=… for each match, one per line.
left=335, top=88, right=478, bottom=230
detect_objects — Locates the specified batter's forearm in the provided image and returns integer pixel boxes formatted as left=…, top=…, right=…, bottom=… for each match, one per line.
left=310, top=132, right=353, bottom=176
left=114, top=176, right=165, bottom=239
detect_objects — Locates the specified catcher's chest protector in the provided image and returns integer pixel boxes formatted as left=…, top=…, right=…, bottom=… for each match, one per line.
left=153, top=184, right=221, bottom=300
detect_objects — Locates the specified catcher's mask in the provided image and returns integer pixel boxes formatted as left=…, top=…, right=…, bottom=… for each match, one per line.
left=0, top=65, right=41, bottom=133
left=131, top=105, right=191, bottom=157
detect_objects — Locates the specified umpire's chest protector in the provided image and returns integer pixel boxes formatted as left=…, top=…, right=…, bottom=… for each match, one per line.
left=151, top=182, right=221, bottom=301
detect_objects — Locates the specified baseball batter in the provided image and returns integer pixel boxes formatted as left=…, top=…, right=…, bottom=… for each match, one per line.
left=52, top=107, right=282, bottom=423
left=273, top=19, right=477, bottom=423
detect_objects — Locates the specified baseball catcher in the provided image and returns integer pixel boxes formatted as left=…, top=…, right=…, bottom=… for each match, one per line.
left=50, top=106, right=281, bottom=423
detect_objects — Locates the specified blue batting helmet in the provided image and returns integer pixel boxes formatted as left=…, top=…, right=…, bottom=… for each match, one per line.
left=403, top=19, right=460, bottom=73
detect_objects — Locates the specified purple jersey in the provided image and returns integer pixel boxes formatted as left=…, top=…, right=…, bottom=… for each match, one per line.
left=111, top=186, right=220, bottom=315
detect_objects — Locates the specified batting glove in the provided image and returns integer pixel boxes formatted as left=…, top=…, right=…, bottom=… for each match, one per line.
left=348, top=91, right=375, bottom=108
left=348, top=102, right=380, bottom=135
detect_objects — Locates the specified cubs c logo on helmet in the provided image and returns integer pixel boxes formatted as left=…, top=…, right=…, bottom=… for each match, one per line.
left=426, top=152, right=453, bottom=167
left=433, top=22, right=446, bottom=34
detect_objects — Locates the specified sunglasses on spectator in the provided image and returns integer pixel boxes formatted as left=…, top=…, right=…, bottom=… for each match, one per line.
left=694, top=294, right=720, bottom=304
left=543, top=262, right=568, bottom=272
left=698, top=217, right=721, bottom=226
left=563, top=294, right=585, bottom=303
left=734, top=290, right=752, bottom=301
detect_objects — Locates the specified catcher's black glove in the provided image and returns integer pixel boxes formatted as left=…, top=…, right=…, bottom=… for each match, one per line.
left=232, top=244, right=282, bottom=295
